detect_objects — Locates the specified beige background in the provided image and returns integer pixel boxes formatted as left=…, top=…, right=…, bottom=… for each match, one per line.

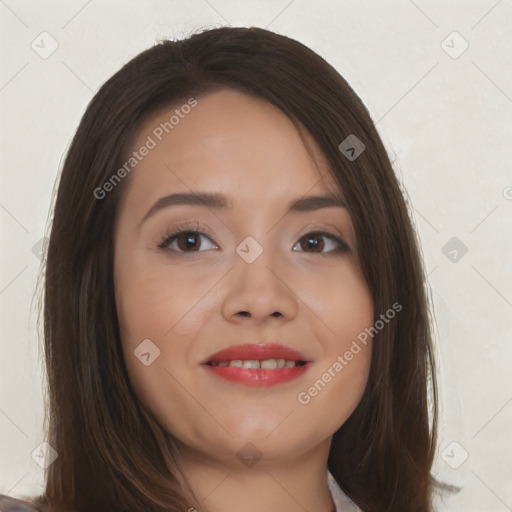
left=1, top=1, right=511, bottom=509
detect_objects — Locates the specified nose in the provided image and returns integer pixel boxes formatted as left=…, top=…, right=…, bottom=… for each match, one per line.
left=221, top=247, right=299, bottom=325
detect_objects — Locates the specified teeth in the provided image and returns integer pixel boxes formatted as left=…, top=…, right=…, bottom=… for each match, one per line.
left=242, top=360, right=259, bottom=369
left=221, top=358, right=298, bottom=369
left=261, top=359, right=277, bottom=369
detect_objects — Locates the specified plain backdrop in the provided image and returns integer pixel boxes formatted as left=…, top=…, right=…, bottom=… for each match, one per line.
left=1, top=1, right=511, bottom=510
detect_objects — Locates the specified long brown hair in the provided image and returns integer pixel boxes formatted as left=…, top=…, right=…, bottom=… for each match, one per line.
left=32, top=26, right=452, bottom=511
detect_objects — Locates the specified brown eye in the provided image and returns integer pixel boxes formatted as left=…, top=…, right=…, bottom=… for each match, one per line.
left=300, top=234, right=325, bottom=252
left=293, top=231, right=350, bottom=254
left=158, top=230, right=218, bottom=253
left=176, top=232, right=202, bottom=251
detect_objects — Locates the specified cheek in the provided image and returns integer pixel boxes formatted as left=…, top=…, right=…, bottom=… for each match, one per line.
left=115, top=258, right=215, bottom=340
left=114, top=256, right=218, bottom=438
left=294, top=263, right=374, bottom=422
left=295, top=289, right=373, bottom=431
left=297, top=259, right=374, bottom=350
left=296, top=348, right=371, bottom=439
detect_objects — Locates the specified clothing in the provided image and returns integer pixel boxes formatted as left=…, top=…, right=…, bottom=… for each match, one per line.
left=0, top=493, right=40, bottom=511
left=328, top=471, right=362, bottom=512
left=0, top=472, right=361, bottom=512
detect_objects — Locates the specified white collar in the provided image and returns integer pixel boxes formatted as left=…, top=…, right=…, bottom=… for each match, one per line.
left=327, top=471, right=361, bottom=512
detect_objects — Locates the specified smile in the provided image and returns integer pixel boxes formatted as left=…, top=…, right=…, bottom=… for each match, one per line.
left=201, top=343, right=312, bottom=386
left=206, top=358, right=305, bottom=369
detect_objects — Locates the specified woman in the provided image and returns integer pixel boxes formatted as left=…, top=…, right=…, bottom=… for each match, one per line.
left=2, top=26, right=453, bottom=511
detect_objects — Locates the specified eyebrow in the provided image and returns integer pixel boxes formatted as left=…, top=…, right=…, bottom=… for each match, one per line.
left=139, top=192, right=347, bottom=225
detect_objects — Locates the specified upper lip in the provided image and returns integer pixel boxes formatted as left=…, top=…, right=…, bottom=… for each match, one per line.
left=202, top=343, right=310, bottom=363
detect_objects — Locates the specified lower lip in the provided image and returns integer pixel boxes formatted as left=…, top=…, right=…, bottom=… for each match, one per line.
left=202, top=363, right=311, bottom=386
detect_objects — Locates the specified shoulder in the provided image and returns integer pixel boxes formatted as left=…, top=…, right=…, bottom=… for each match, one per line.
left=0, top=494, right=41, bottom=512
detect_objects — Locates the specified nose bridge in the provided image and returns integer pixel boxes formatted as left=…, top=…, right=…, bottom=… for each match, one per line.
left=237, top=236, right=277, bottom=287
left=221, top=232, right=297, bottom=322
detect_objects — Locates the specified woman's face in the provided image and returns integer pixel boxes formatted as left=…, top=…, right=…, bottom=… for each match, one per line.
left=114, top=88, right=374, bottom=465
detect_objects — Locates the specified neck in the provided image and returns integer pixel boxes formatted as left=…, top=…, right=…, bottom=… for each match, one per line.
left=175, top=438, right=336, bottom=512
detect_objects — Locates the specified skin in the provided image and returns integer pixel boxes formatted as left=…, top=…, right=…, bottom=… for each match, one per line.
left=114, top=88, right=374, bottom=512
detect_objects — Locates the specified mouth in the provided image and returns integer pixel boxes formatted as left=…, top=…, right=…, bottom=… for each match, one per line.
left=201, top=343, right=312, bottom=387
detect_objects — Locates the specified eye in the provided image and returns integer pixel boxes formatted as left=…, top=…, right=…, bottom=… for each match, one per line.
left=157, top=226, right=218, bottom=253
left=292, top=231, right=350, bottom=254
left=157, top=225, right=350, bottom=255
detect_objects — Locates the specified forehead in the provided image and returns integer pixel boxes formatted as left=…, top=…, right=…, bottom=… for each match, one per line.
left=122, top=88, right=341, bottom=210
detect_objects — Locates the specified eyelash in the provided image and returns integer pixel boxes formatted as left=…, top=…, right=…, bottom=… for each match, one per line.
left=156, top=222, right=350, bottom=256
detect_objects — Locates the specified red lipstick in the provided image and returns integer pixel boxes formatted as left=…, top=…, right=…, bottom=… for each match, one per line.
left=201, top=343, right=312, bottom=387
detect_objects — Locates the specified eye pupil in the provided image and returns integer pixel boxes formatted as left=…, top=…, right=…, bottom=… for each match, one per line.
left=178, top=232, right=201, bottom=251
left=302, top=235, right=324, bottom=252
